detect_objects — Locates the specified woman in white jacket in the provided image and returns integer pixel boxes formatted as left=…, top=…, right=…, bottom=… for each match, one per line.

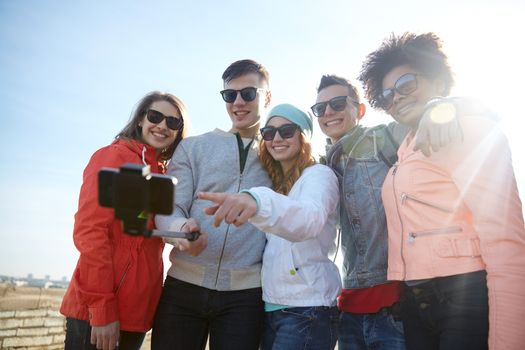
left=199, top=103, right=341, bottom=350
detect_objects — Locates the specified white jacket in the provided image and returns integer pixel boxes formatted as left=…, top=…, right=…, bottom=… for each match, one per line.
left=248, top=164, right=342, bottom=307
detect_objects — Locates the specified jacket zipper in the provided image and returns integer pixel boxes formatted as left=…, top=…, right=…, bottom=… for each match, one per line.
left=213, top=174, right=242, bottom=287
left=391, top=165, right=407, bottom=280
left=214, top=137, right=250, bottom=287
left=115, top=260, right=132, bottom=293
left=401, top=193, right=454, bottom=213
left=408, top=226, right=463, bottom=244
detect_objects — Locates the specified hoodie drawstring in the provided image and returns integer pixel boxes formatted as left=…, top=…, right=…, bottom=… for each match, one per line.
left=141, top=146, right=148, bottom=165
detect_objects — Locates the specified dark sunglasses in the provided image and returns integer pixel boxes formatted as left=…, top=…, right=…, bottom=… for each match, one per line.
left=260, top=123, right=299, bottom=141
left=220, top=87, right=263, bottom=103
left=146, top=109, right=184, bottom=130
left=310, top=96, right=357, bottom=117
left=379, top=73, right=419, bottom=110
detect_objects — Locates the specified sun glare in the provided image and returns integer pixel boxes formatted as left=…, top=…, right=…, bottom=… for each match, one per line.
left=445, top=29, right=525, bottom=199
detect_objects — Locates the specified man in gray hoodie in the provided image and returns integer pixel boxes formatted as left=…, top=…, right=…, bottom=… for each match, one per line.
left=152, top=59, right=273, bottom=350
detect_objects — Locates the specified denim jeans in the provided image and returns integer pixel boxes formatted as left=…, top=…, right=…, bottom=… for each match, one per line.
left=338, top=307, right=405, bottom=350
left=400, top=270, right=488, bottom=350
left=64, top=318, right=145, bottom=350
left=260, top=306, right=339, bottom=350
left=151, top=276, right=264, bottom=350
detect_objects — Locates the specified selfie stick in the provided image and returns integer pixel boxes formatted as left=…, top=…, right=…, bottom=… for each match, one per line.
left=149, top=230, right=200, bottom=241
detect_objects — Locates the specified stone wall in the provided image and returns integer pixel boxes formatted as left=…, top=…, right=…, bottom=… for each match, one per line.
left=0, top=283, right=152, bottom=349
left=0, top=284, right=65, bottom=349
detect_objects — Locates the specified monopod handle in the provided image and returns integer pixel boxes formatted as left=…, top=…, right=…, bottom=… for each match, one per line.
left=150, top=229, right=200, bottom=241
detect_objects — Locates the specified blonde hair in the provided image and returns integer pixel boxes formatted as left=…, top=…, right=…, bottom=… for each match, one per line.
left=258, top=133, right=315, bottom=195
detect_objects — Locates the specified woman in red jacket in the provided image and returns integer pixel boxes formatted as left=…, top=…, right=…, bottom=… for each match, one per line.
left=61, top=92, right=188, bottom=350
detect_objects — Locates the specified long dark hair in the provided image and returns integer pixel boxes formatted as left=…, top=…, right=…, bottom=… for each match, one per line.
left=116, top=91, right=188, bottom=162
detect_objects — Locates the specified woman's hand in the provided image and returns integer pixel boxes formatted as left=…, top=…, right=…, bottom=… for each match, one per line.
left=91, top=320, right=119, bottom=350
left=198, top=192, right=257, bottom=227
left=415, top=99, right=462, bottom=156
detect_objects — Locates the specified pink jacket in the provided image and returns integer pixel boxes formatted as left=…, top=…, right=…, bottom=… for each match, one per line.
left=382, top=116, right=525, bottom=349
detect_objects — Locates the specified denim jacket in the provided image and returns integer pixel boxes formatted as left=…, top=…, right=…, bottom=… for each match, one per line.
left=326, top=123, right=408, bottom=289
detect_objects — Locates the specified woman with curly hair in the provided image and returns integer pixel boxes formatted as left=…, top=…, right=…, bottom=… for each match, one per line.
left=359, top=32, right=525, bottom=350
left=199, top=103, right=341, bottom=350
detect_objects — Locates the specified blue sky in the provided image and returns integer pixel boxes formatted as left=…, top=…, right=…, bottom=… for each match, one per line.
left=1, top=0, right=524, bottom=279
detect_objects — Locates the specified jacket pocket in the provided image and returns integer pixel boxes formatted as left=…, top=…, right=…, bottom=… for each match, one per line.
left=401, top=193, right=455, bottom=214
left=115, top=259, right=132, bottom=294
left=112, top=243, right=135, bottom=294
left=435, top=237, right=482, bottom=258
left=408, top=226, right=462, bottom=244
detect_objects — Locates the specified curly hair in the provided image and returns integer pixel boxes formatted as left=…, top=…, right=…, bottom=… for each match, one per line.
left=258, top=133, right=315, bottom=195
left=116, top=91, right=188, bottom=163
left=358, top=32, right=454, bottom=109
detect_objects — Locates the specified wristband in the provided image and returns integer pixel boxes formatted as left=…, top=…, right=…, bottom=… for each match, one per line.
left=240, top=189, right=261, bottom=214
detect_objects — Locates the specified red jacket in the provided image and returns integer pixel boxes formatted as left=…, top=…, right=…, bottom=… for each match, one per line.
left=60, top=139, right=165, bottom=332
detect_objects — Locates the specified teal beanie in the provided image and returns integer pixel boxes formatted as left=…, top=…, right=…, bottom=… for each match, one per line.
left=266, top=103, right=313, bottom=139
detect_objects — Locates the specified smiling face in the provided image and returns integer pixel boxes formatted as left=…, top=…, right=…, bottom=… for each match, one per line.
left=140, top=100, right=179, bottom=152
left=224, top=73, right=270, bottom=138
left=315, top=84, right=364, bottom=143
left=382, top=64, right=444, bottom=130
left=264, top=116, right=302, bottom=173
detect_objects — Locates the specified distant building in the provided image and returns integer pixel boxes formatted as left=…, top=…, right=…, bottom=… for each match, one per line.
left=0, top=273, right=69, bottom=288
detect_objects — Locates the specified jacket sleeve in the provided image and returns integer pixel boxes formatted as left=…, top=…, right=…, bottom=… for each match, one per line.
left=435, top=115, right=525, bottom=349
left=248, top=165, right=339, bottom=242
left=387, top=121, right=410, bottom=145
left=155, top=142, right=192, bottom=229
left=72, top=145, right=129, bottom=326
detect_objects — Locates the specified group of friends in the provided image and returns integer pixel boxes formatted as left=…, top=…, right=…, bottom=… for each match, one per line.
left=59, top=32, right=525, bottom=350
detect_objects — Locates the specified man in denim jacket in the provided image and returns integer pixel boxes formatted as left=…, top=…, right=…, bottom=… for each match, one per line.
left=312, top=75, right=408, bottom=350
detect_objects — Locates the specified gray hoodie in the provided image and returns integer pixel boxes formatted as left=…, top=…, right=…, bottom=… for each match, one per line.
left=156, top=129, right=272, bottom=291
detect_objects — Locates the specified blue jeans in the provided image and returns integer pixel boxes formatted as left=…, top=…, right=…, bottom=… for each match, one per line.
left=338, top=308, right=405, bottom=350
left=400, top=270, right=488, bottom=350
left=151, top=276, right=264, bottom=350
left=261, top=306, right=339, bottom=350
left=64, top=318, right=145, bottom=350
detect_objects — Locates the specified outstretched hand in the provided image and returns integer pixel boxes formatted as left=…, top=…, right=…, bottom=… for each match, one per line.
left=198, top=192, right=257, bottom=227
left=415, top=101, right=462, bottom=157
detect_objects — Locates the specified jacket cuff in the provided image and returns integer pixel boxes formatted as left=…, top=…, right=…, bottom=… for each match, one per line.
left=88, top=300, right=119, bottom=326
left=168, top=217, right=188, bottom=232
left=240, top=189, right=260, bottom=214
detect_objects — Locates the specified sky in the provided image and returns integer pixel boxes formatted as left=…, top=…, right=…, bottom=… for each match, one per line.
left=1, top=0, right=524, bottom=280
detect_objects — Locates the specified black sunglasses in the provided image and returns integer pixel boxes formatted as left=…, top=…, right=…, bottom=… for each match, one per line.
left=260, top=123, right=299, bottom=141
left=220, top=87, right=263, bottom=103
left=310, top=96, right=357, bottom=117
left=146, top=109, right=184, bottom=131
left=379, top=73, right=419, bottom=110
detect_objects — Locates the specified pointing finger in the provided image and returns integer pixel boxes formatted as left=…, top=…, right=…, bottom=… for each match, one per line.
left=198, top=192, right=227, bottom=205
